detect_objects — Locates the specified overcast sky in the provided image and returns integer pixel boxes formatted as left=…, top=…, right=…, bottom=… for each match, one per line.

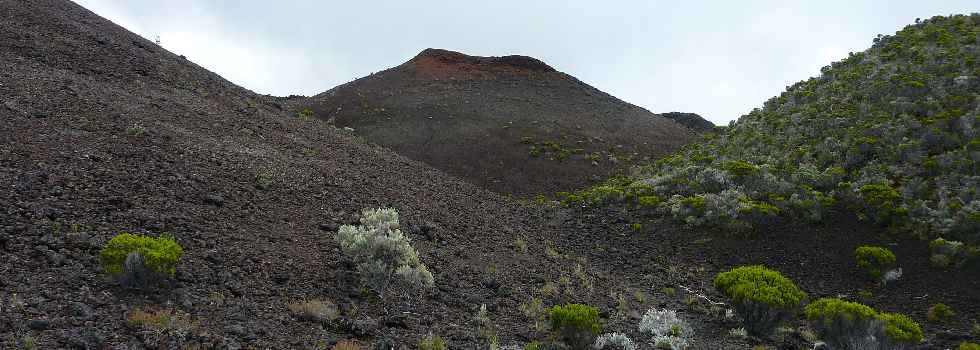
left=75, top=1, right=975, bottom=124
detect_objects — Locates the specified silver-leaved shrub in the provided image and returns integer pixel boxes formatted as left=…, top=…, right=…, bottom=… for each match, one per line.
left=336, top=208, right=434, bottom=298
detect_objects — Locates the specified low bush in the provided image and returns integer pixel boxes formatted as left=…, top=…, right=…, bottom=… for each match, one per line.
left=804, top=297, right=922, bottom=350
left=853, top=246, right=896, bottom=281
left=960, top=342, right=980, bottom=350
left=548, top=304, right=601, bottom=349
left=287, top=299, right=338, bottom=323
left=638, top=308, right=693, bottom=350
left=418, top=334, right=446, bottom=350
left=927, top=303, right=955, bottom=323
left=335, top=208, right=434, bottom=300
left=331, top=340, right=362, bottom=350
left=100, top=233, right=183, bottom=288
left=126, top=307, right=197, bottom=346
left=713, top=265, right=806, bottom=336
left=929, top=238, right=979, bottom=269
left=594, top=333, right=635, bottom=350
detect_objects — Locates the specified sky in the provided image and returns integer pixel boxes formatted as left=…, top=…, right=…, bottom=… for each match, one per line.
left=75, top=1, right=976, bottom=125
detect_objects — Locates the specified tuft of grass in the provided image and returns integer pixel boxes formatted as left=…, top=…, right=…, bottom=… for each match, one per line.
left=927, top=303, right=955, bottom=323
left=513, top=238, right=528, bottom=254
left=331, top=340, right=361, bottom=350
left=418, top=334, right=446, bottom=350
left=126, top=307, right=197, bottom=337
left=545, top=245, right=561, bottom=260
left=519, top=297, right=547, bottom=332
left=287, top=299, right=338, bottom=322
left=297, top=108, right=314, bottom=121
left=126, top=122, right=146, bottom=137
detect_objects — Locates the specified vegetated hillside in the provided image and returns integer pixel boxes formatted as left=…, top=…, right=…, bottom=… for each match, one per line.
left=657, top=112, right=716, bottom=133
left=555, top=14, right=980, bottom=348
left=568, top=14, right=980, bottom=246
left=298, top=48, right=697, bottom=196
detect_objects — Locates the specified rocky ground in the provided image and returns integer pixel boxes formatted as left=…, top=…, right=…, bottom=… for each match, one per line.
left=0, top=1, right=976, bottom=350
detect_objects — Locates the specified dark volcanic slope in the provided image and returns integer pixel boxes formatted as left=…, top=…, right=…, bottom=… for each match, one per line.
left=300, top=48, right=696, bottom=196
left=657, top=112, right=716, bottom=133
left=0, top=1, right=570, bottom=348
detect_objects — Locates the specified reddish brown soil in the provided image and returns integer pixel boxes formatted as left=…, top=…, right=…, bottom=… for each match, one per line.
left=297, top=48, right=699, bottom=197
left=0, top=2, right=974, bottom=350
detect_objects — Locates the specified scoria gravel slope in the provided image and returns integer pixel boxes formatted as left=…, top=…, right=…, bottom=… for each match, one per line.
left=0, top=0, right=563, bottom=348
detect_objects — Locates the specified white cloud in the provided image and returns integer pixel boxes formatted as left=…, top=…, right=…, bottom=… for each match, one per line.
left=73, top=0, right=977, bottom=124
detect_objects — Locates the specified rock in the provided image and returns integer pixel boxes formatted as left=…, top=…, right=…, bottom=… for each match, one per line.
left=226, top=323, right=247, bottom=337
left=28, top=319, right=50, bottom=330
left=318, top=223, right=338, bottom=232
left=62, top=327, right=105, bottom=350
left=373, top=337, right=396, bottom=350
left=225, top=338, right=242, bottom=350
left=70, top=302, right=94, bottom=320
left=205, top=194, right=225, bottom=207
left=45, top=250, right=66, bottom=266
left=383, top=314, right=409, bottom=329
left=339, top=317, right=378, bottom=336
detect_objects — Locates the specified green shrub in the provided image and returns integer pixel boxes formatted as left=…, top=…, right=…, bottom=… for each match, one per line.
left=548, top=304, right=601, bottom=349
left=929, top=238, right=979, bottom=269
left=853, top=246, right=896, bottom=280
left=880, top=312, right=923, bottom=344
left=297, top=108, right=314, bottom=120
left=100, top=233, right=183, bottom=288
left=713, top=265, right=806, bottom=336
left=418, top=335, right=446, bottom=350
left=960, top=342, right=980, bottom=350
left=805, top=298, right=922, bottom=349
left=720, top=160, right=759, bottom=177
left=927, top=303, right=955, bottom=323
left=857, top=183, right=907, bottom=224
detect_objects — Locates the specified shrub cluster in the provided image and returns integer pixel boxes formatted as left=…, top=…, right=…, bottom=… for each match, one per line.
left=335, top=208, right=434, bottom=299
left=804, top=298, right=923, bottom=350
left=929, top=238, right=979, bottom=268
left=100, top=233, right=183, bottom=288
left=853, top=246, right=897, bottom=281
left=560, top=14, right=980, bottom=246
left=548, top=304, right=601, bottom=349
left=713, top=265, right=806, bottom=336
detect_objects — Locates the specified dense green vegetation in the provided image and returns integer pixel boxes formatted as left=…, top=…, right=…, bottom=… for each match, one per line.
left=804, top=297, right=923, bottom=349
left=853, top=246, right=897, bottom=280
left=562, top=14, right=980, bottom=244
left=713, top=265, right=806, bottom=335
left=100, top=232, right=183, bottom=277
left=548, top=304, right=602, bottom=349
